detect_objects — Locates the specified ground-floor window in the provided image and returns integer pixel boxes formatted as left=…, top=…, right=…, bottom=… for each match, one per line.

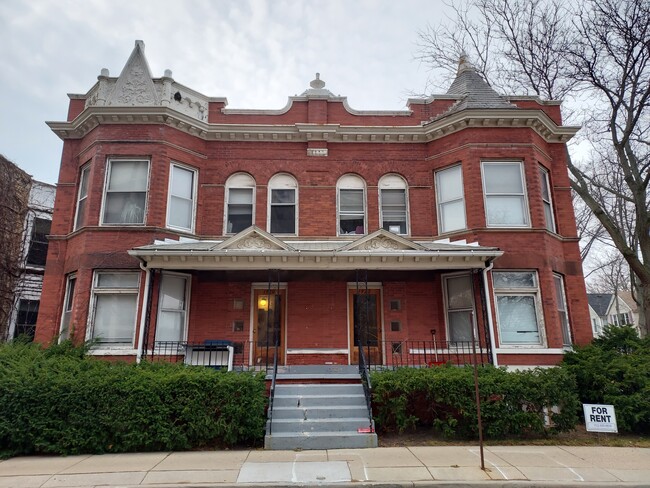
left=443, top=273, right=476, bottom=343
left=156, top=273, right=189, bottom=342
left=553, top=273, right=572, bottom=346
left=493, top=271, right=543, bottom=345
left=59, top=274, right=76, bottom=341
left=15, top=299, right=39, bottom=340
left=88, top=271, right=140, bottom=345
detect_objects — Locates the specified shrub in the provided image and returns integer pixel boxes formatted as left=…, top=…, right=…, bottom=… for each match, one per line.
left=371, top=365, right=579, bottom=439
left=0, top=341, right=267, bottom=457
left=561, top=325, right=650, bottom=434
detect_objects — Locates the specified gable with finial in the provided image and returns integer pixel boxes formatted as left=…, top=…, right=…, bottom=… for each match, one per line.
left=213, top=226, right=294, bottom=252
left=106, top=40, right=160, bottom=106
left=340, top=229, right=425, bottom=252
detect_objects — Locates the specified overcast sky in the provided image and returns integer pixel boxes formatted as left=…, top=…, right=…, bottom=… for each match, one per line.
left=0, top=0, right=458, bottom=183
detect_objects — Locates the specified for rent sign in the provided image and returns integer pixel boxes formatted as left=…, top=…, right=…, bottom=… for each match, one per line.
left=583, top=404, right=618, bottom=433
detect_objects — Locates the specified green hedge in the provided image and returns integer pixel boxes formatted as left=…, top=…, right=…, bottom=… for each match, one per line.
left=371, top=365, right=579, bottom=439
left=561, top=325, right=650, bottom=434
left=0, top=341, right=267, bottom=458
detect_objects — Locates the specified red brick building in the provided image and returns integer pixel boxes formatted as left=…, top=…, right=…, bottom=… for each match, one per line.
left=36, top=41, right=590, bottom=369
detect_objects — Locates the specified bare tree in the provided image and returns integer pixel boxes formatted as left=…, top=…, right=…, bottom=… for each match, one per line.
left=416, top=0, right=650, bottom=336
left=0, top=155, right=32, bottom=340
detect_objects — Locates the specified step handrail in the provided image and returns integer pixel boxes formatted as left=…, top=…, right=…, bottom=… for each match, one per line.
left=267, top=343, right=279, bottom=436
left=357, top=339, right=374, bottom=432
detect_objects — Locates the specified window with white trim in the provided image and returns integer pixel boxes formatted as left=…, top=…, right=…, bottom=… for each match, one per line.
left=379, top=174, right=408, bottom=235
left=554, top=274, right=572, bottom=346
left=493, top=271, right=543, bottom=345
left=60, top=274, right=76, bottom=341
left=540, top=166, right=556, bottom=232
left=167, top=163, right=197, bottom=232
left=225, top=173, right=255, bottom=234
left=88, top=271, right=140, bottom=346
left=74, top=164, right=90, bottom=230
left=268, top=173, right=297, bottom=234
left=443, top=273, right=476, bottom=343
left=482, top=162, right=529, bottom=227
left=156, top=273, right=189, bottom=343
left=337, top=174, right=366, bottom=235
left=101, top=159, right=149, bottom=225
left=436, top=165, right=466, bottom=233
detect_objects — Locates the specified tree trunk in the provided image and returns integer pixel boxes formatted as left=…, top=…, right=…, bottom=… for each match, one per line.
left=637, top=282, right=650, bottom=338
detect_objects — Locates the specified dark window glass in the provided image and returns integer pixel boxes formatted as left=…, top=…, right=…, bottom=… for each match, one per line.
left=15, top=299, right=39, bottom=340
left=27, top=218, right=51, bottom=266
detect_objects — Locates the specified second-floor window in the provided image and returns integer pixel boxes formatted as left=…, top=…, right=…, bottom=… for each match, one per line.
left=540, top=166, right=556, bottom=232
left=268, top=173, right=298, bottom=234
left=26, top=218, right=51, bottom=266
left=167, top=163, right=197, bottom=232
left=436, top=165, right=466, bottom=233
left=379, top=174, right=408, bottom=235
left=102, top=159, right=149, bottom=225
left=74, top=164, right=90, bottom=230
left=482, top=161, right=529, bottom=227
left=225, top=173, right=255, bottom=234
left=337, top=174, right=366, bottom=235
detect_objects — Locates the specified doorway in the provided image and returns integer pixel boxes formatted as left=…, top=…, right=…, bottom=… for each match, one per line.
left=253, top=288, right=286, bottom=366
left=349, top=288, right=382, bottom=365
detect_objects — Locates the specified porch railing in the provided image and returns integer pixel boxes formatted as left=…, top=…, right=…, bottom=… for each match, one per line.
left=147, top=338, right=490, bottom=370
left=267, top=343, right=279, bottom=435
left=372, top=339, right=490, bottom=370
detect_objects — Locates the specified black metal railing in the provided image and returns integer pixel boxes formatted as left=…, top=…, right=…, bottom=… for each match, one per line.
left=148, top=338, right=490, bottom=371
left=357, top=339, right=374, bottom=432
left=267, top=342, right=280, bottom=435
left=370, top=339, right=491, bottom=370
left=149, top=341, right=266, bottom=370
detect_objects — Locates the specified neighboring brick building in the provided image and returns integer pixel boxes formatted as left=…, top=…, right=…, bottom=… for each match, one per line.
left=35, top=41, right=590, bottom=369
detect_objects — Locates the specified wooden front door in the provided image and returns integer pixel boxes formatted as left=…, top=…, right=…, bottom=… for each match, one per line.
left=349, top=288, right=382, bottom=365
left=253, top=289, right=286, bottom=366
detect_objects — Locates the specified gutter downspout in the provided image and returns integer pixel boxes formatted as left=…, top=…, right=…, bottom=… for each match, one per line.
left=482, top=260, right=498, bottom=367
left=136, top=261, right=151, bottom=364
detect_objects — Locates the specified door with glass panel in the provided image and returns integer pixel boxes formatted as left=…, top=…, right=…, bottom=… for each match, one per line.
left=444, top=274, right=477, bottom=344
left=156, top=274, right=189, bottom=343
left=349, top=289, right=382, bottom=364
left=253, top=289, right=285, bottom=366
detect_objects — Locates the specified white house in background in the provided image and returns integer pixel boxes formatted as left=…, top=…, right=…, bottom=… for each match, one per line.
left=587, top=293, right=636, bottom=338
left=618, top=291, right=640, bottom=330
left=6, top=181, right=56, bottom=340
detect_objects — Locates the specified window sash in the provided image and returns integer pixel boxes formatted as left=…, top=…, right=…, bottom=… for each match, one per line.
left=540, top=168, right=556, bottom=232
left=60, top=275, right=76, bottom=341
left=102, top=160, right=149, bottom=225
left=90, top=272, right=140, bottom=346
left=483, top=162, right=528, bottom=227
left=554, top=274, right=571, bottom=346
left=436, top=166, right=466, bottom=233
left=270, top=189, right=296, bottom=234
left=26, top=218, right=51, bottom=266
left=444, top=274, right=476, bottom=343
left=381, top=189, right=407, bottom=234
left=496, top=294, right=541, bottom=344
left=75, top=165, right=90, bottom=230
left=168, top=165, right=195, bottom=231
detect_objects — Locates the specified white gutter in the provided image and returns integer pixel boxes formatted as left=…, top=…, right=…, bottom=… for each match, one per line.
left=136, top=262, right=151, bottom=364
left=482, top=260, right=498, bottom=367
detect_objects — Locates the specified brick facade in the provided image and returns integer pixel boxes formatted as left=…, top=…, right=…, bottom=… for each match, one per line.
left=35, top=42, right=591, bottom=368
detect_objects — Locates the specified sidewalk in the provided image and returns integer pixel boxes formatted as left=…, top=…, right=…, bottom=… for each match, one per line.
left=1, top=446, right=649, bottom=488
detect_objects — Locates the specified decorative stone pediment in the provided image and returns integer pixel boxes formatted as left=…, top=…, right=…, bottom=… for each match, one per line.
left=106, top=40, right=159, bottom=106
left=340, top=229, right=425, bottom=252
left=214, top=226, right=293, bottom=252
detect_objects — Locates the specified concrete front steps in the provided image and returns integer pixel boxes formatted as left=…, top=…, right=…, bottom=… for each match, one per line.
left=264, top=366, right=378, bottom=450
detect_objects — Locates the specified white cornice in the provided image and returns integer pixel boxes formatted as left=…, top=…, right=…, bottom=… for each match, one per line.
left=47, top=105, right=579, bottom=144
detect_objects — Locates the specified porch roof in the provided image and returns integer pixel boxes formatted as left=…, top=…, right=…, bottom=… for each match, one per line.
left=128, top=227, right=502, bottom=271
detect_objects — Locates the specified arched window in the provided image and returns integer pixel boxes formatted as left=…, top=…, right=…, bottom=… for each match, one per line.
left=337, top=174, right=366, bottom=235
left=378, top=174, right=408, bottom=235
left=225, top=173, right=255, bottom=234
left=267, top=173, right=298, bottom=235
